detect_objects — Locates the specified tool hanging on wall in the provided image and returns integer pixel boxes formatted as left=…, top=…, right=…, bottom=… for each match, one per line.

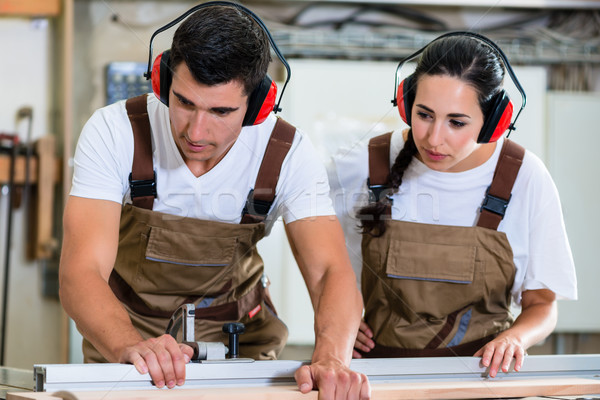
left=0, top=106, right=45, bottom=366
left=0, top=107, right=60, bottom=365
left=0, top=131, right=19, bottom=366
left=17, top=107, right=33, bottom=227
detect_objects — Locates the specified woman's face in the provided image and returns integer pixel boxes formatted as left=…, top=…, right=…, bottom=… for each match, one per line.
left=410, top=74, right=494, bottom=173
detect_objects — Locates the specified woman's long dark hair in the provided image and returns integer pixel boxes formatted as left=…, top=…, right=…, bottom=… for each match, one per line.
left=358, top=36, right=506, bottom=236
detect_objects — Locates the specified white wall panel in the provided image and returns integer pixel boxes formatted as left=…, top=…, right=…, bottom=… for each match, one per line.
left=548, top=92, right=600, bottom=332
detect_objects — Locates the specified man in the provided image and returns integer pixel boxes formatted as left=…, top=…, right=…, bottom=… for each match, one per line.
left=59, top=3, right=370, bottom=399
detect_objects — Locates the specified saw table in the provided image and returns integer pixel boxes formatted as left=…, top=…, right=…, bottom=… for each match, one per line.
left=0, top=367, right=36, bottom=399
left=5, top=354, right=600, bottom=399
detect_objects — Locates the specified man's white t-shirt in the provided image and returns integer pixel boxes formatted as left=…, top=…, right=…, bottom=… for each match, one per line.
left=327, top=130, right=577, bottom=305
left=71, top=94, right=334, bottom=234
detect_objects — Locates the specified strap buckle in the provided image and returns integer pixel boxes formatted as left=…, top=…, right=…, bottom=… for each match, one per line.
left=367, top=178, right=393, bottom=204
left=242, top=189, right=273, bottom=218
left=480, top=186, right=510, bottom=217
left=129, top=171, right=157, bottom=199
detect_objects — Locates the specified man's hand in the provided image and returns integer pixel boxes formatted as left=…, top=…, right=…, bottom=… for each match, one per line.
left=295, top=359, right=371, bottom=400
left=352, top=320, right=375, bottom=359
left=118, top=334, right=194, bottom=388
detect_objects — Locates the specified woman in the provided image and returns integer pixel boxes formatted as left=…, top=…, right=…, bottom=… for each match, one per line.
left=327, top=33, right=577, bottom=378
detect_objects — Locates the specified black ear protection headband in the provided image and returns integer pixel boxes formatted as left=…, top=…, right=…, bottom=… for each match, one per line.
left=391, top=31, right=527, bottom=143
left=143, top=1, right=291, bottom=127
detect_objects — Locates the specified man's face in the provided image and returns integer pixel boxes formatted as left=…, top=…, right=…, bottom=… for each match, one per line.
left=168, top=62, right=249, bottom=176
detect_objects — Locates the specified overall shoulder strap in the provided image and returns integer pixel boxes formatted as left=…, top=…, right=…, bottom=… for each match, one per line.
left=367, top=132, right=393, bottom=204
left=240, top=118, right=296, bottom=224
left=126, top=94, right=156, bottom=210
left=477, top=139, right=526, bottom=230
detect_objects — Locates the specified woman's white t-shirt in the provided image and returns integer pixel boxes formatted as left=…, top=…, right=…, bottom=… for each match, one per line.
left=327, top=130, right=577, bottom=304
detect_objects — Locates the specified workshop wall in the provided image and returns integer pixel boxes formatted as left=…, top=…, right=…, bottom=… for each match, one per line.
left=0, top=18, right=64, bottom=368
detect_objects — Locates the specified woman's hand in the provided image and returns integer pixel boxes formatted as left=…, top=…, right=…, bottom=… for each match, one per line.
left=473, top=334, right=525, bottom=378
left=353, top=320, right=375, bottom=358
left=474, top=288, right=557, bottom=378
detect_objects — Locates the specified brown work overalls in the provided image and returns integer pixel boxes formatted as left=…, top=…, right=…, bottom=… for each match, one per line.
left=82, top=95, right=290, bottom=362
left=360, top=132, right=525, bottom=357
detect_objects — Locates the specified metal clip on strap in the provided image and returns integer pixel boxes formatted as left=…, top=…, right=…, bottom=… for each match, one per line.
left=481, top=187, right=511, bottom=217
left=242, top=189, right=273, bottom=218
left=129, top=171, right=157, bottom=199
left=367, top=178, right=393, bottom=204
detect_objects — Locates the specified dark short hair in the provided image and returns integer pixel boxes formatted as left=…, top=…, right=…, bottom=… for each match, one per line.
left=169, top=5, right=271, bottom=96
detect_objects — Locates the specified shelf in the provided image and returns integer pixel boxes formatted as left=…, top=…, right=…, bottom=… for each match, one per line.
left=253, top=0, right=600, bottom=9
left=0, top=0, right=60, bottom=16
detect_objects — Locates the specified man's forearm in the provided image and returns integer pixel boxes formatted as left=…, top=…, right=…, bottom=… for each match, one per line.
left=283, top=216, right=363, bottom=366
left=59, top=270, right=143, bottom=362
left=311, top=268, right=363, bottom=365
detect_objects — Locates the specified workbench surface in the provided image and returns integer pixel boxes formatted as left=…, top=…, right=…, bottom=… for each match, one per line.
left=0, top=367, right=34, bottom=400
left=7, top=355, right=600, bottom=399
left=7, top=377, right=600, bottom=399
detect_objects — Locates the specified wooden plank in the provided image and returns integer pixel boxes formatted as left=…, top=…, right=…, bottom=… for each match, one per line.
left=7, top=377, right=600, bottom=399
left=0, top=0, right=60, bottom=16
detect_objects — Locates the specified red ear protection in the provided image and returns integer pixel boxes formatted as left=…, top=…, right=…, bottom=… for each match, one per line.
left=242, top=76, right=278, bottom=126
left=392, top=31, right=526, bottom=143
left=253, top=79, right=277, bottom=125
left=396, top=75, right=414, bottom=126
left=478, top=91, right=514, bottom=143
left=144, top=2, right=291, bottom=127
left=395, top=74, right=514, bottom=144
left=150, top=49, right=277, bottom=127
left=151, top=51, right=171, bottom=106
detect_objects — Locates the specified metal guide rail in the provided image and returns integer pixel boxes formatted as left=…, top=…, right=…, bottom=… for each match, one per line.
left=34, top=354, right=600, bottom=393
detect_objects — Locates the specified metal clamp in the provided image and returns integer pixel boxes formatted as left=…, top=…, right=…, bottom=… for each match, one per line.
left=166, top=304, right=250, bottom=362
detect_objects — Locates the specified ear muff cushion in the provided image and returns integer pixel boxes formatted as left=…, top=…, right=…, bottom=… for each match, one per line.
left=478, top=91, right=513, bottom=143
left=151, top=50, right=172, bottom=106
left=242, top=75, right=277, bottom=126
left=254, top=79, right=277, bottom=125
left=397, top=75, right=415, bottom=126
left=490, top=98, right=513, bottom=142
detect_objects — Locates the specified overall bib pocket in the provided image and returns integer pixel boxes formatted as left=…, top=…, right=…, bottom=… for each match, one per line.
left=138, top=226, right=238, bottom=296
left=384, top=239, right=483, bottom=319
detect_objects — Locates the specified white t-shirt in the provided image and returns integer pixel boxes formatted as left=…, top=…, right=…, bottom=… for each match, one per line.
left=70, top=94, right=334, bottom=234
left=327, top=130, right=577, bottom=305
